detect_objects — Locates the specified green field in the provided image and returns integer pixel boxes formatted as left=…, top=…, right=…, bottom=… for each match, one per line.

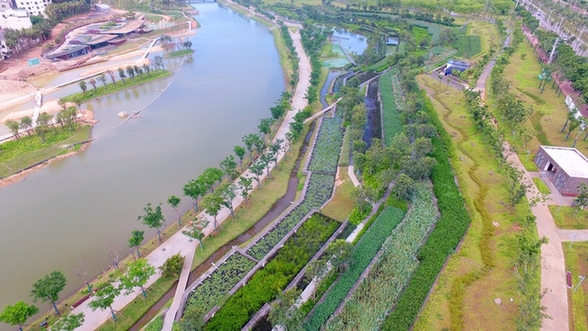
left=414, top=75, right=533, bottom=330
left=549, top=205, right=588, bottom=230
left=563, top=241, right=588, bottom=331
left=455, top=35, right=481, bottom=58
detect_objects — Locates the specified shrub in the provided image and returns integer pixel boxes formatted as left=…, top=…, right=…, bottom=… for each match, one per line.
left=159, top=254, right=184, bottom=279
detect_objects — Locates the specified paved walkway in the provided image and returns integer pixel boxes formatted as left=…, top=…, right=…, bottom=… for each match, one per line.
left=71, top=20, right=312, bottom=331
left=161, top=242, right=196, bottom=330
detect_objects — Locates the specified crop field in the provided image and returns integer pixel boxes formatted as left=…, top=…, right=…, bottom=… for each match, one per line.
left=500, top=40, right=588, bottom=165
left=307, top=115, right=344, bottom=173
left=205, top=213, right=339, bottom=330
left=414, top=75, right=530, bottom=330
left=563, top=241, right=588, bottom=331
left=455, top=35, right=481, bottom=58
left=379, top=69, right=403, bottom=146
left=304, top=206, right=406, bottom=330
left=325, top=184, right=439, bottom=330
left=184, top=254, right=256, bottom=314
left=409, top=20, right=443, bottom=45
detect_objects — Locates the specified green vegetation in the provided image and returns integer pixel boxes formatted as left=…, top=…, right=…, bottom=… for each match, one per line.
left=321, top=167, right=356, bottom=221
left=532, top=177, right=551, bottom=195
left=64, top=70, right=172, bottom=103
left=549, top=205, right=588, bottom=230
left=326, top=185, right=439, bottom=330
left=379, top=69, right=403, bottom=146
left=166, top=49, right=194, bottom=58
left=454, top=35, right=481, bottom=58
left=0, top=125, right=92, bottom=178
left=563, top=241, right=588, bottom=331
left=205, top=213, right=339, bottom=330
left=304, top=206, right=405, bottom=330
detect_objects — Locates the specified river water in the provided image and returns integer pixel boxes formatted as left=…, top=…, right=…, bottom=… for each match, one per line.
left=0, top=3, right=283, bottom=324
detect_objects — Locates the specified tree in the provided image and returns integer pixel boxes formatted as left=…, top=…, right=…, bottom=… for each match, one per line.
left=234, top=145, right=246, bottom=170
left=219, top=183, right=237, bottom=218
left=0, top=301, right=39, bottom=331
left=137, top=202, right=165, bottom=244
left=183, top=217, right=209, bottom=251
left=325, top=239, right=352, bottom=273
left=128, top=230, right=144, bottom=260
left=393, top=173, right=415, bottom=200
left=98, top=73, right=107, bottom=88
left=167, top=195, right=182, bottom=226
left=258, top=118, right=274, bottom=145
left=200, top=167, right=224, bottom=193
left=202, top=194, right=223, bottom=230
left=159, top=254, right=184, bottom=279
left=259, top=151, right=276, bottom=180
left=117, top=68, right=126, bottom=84
left=107, top=70, right=116, bottom=86
left=574, top=183, right=588, bottom=215
left=238, top=176, right=253, bottom=204
left=505, top=164, right=529, bottom=213
left=73, top=261, right=92, bottom=294
left=183, top=178, right=206, bottom=212
left=268, top=288, right=303, bottom=330
left=133, top=65, right=141, bottom=77
left=78, top=80, right=87, bottom=94
left=242, top=133, right=260, bottom=161
left=88, top=281, right=120, bottom=321
left=30, top=271, right=67, bottom=315
left=183, top=40, right=192, bottom=49
left=249, top=163, right=265, bottom=189
left=19, top=116, right=32, bottom=135
left=51, top=313, right=84, bottom=331
left=120, top=258, right=155, bottom=299
left=72, top=95, right=83, bottom=113
left=126, top=66, right=135, bottom=79
left=561, top=110, right=578, bottom=132
left=219, top=155, right=237, bottom=180
left=142, top=63, right=150, bottom=76
left=5, top=119, right=20, bottom=139
left=88, top=79, right=97, bottom=93
left=38, top=111, right=54, bottom=133
left=154, top=55, right=164, bottom=70
left=107, top=245, right=122, bottom=271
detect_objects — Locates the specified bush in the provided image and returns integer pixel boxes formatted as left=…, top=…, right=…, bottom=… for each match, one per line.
left=159, top=254, right=184, bottom=279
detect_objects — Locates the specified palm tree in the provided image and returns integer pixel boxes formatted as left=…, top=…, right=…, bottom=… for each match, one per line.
left=78, top=80, right=87, bottom=95
left=118, top=68, right=126, bottom=84
left=19, top=116, right=32, bottom=135
left=107, top=70, right=116, bottom=85
left=98, top=74, right=107, bottom=88
left=89, top=79, right=97, bottom=94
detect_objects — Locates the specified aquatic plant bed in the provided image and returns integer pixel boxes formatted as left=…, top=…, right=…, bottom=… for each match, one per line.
left=247, top=173, right=336, bottom=260
left=381, top=96, right=471, bottom=330
left=379, top=70, right=403, bottom=146
left=304, top=206, right=406, bottom=330
left=307, top=115, right=343, bottom=173
left=205, top=213, right=339, bottom=331
left=325, top=185, right=439, bottom=330
left=184, top=253, right=256, bottom=314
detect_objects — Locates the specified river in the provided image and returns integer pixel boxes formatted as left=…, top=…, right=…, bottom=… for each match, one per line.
left=0, top=3, right=283, bottom=326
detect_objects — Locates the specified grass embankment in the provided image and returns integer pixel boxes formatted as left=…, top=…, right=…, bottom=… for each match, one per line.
left=166, top=49, right=194, bottom=58
left=321, top=166, right=356, bottom=221
left=63, top=70, right=172, bottom=103
left=466, top=21, right=498, bottom=62
left=93, top=123, right=311, bottom=331
left=500, top=40, right=588, bottom=167
left=563, top=241, right=588, bottom=331
left=413, top=75, right=535, bottom=330
left=549, top=205, right=588, bottom=230
left=532, top=177, right=551, bottom=195
left=0, top=125, right=92, bottom=178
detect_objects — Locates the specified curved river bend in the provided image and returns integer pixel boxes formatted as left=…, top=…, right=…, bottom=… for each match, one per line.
left=0, top=3, right=283, bottom=325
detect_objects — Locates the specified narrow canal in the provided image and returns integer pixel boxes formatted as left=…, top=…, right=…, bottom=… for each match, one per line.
left=0, top=3, right=284, bottom=323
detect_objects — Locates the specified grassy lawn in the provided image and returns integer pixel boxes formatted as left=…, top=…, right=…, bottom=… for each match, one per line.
left=413, top=75, right=533, bottom=330
left=533, top=177, right=551, bottom=194
left=165, top=49, right=194, bottom=58
left=549, top=205, right=588, bottom=230
left=466, top=21, right=498, bottom=62
left=501, top=40, right=588, bottom=160
left=0, top=125, right=92, bottom=178
left=563, top=241, right=588, bottom=331
left=321, top=166, right=356, bottom=221
left=63, top=70, right=172, bottom=103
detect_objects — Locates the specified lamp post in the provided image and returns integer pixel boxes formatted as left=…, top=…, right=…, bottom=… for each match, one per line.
left=574, top=275, right=585, bottom=292
left=558, top=17, right=565, bottom=33
left=548, top=9, right=555, bottom=21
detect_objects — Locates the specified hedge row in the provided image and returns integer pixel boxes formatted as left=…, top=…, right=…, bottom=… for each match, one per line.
left=205, top=213, right=339, bottom=331
left=381, top=94, right=471, bottom=330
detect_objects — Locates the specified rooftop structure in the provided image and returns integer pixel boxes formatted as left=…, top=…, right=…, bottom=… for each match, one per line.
left=94, top=4, right=110, bottom=11
left=0, top=0, right=12, bottom=10
left=0, top=8, right=31, bottom=29
left=14, top=0, right=51, bottom=17
left=534, top=146, right=588, bottom=196
left=444, top=59, right=470, bottom=75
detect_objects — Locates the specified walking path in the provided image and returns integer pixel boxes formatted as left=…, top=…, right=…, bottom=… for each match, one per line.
left=71, top=21, right=312, bottom=331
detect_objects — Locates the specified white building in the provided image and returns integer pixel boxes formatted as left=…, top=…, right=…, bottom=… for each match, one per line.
left=14, top=0, right=51, bottom=17
left=0, top=0, right=13, bottom=10
left=0, top=29, right=11, bottom=60
left=0, top=8, right=32, bottom=29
